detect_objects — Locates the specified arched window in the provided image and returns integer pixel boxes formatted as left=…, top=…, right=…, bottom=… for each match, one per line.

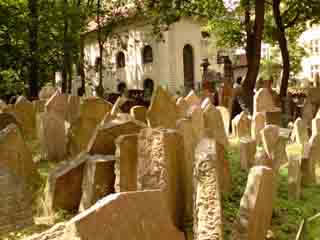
left=142, top=45, right=153, bottom=64
left=117, top=82, right=127, bottom=94
left=183, top=44, right=195, bottom=92
left=116, top=52, right=125, bottom=68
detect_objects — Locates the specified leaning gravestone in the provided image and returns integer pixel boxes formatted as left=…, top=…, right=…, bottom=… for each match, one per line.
left=88, top=118, right=146, bottom=155
left=46, top=152, right=89, bottom=213
left=231, top=166, right=274, bottom=240
left=79, top=155, right=115, bottom=211
left=288, top=155, right=301, bottom=200
left=194, top=138, right=223, bottom=240
left=261, top=125, right=280, bottom=170
left=147, top=87, right=178, bottom=129
left=114, top=134, right=138, bottom=192
left=137, top=128, right=184, bottom=228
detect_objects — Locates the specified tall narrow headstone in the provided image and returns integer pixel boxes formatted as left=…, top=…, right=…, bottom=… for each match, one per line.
left=251, top=112, right=266, bottom=144
left=232, top=111, right=251, bottom=138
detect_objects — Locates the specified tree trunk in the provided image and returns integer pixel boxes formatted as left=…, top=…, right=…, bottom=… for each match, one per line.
left=28, top=0, right=39, bottom=100
left=79, top=36, right=86, bottom=96
left=62, top=0, right=69, bottom=93
left=273, top=0, right=290, bottom=98
left=96, top=0, right=104, bottom=97
left=240, top=0, right=265, bottom=113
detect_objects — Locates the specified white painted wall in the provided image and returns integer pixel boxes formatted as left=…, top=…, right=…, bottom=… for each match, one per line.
left=82, top=17, right=203, bottom=95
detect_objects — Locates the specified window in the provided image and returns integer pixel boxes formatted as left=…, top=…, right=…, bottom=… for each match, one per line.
left=310, top=39, right=320, bottom=56
left=311, top=64, right=320, bottom=80
left=142, top=45, right=153, bottom=64
left=116, top=52, right=125, bottom=68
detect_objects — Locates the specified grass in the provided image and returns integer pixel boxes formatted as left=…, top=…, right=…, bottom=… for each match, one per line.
left=223, top=139, right=320, bottom=240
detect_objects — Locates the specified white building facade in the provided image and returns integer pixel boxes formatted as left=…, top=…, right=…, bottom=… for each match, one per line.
left=82, top=17, right=203, bottom=95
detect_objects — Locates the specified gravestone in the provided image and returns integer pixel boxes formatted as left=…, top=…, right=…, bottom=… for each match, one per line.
left=79, top=155, right=115, bottom=211
left=147, top=87, right=178, bottom=129
left=114, top=134, right=138, bottom=192
left=189, top=106, right=205, bottom=144
left=253, top=88, right=277, bottom=114
left=176, top=118, right=195, bottom=239
left=231, top=166, right=274, bottom=240
left=45, top=91, right=68, bottom=121
left=0, top=99, right=7, bottom=112
left=239, top=137, right=257, bottom=170
left=130, top=106, right=147, bottom=123
left=302, top=134, right=320, bottom=185
left=39, top=112, right=67, bottom=162
left=288, top=155, right=301, bottom=200
left=251, top=112, right=265, bottom=144
left=265, top=109, right=282, bottom=126
left=216, top=106, right=230, bottom=136
left=88, top=118, right=145, bottom=155
left=184, top=90, right=201, bottom=107
left=232, top=111, right=251, bottom=138
left=293, top=118, right=308, bottom=145
left=312, top=117, right=320, bottom=136
left=63, top=191, right=185, bottom=240
left=194, top=138, right=223, bottom=240
left=0, top=124, right=38, bottom=186
left=176, top=97, right=188, bottom=118
left=39, top=86, right=57, bottom=100
left=302, top=97, right=314, bottom=127
left=81, top=97, right=113, bottom=121
left=46, top=152, right=89, bottom=212
left=137, top=128, right=184, bottom=228
left=67, top=95, right=81, bottom=124
left=261, top=125, right=281, bottom=170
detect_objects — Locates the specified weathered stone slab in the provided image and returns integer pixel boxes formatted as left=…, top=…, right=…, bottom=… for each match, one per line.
left=312, top=117, right=320, bottom=136
left=147, top=87, right=178, bottom=129
left=81, top=97, right=112, bottom=122
left=0, top=124, right=38, bottom=186
left=232, top=111, right=251, bottom=138
left=302, top=134, right=320, bottom=185
left=130, top=105, right=147, bottom=123
left=63, top=191, right=185, bottom=240
left=46, top=152, right=89, bottom=212
left=79, top=155, right=115, bottom=211
left=114, top=134, right=138, bottom=192
left=39, top=112, right=67, bottom=162
left=88, top=118, right=145, bottom=155
left=67, top=95, right=81, bottom=124
left=239, top=137, right=257, bottom=170
left=253, top=88, right=277, bottom=114
left=202, top=103, right=229, bottom=147
left=194, top=138, right=223, bottom=240
left=265, top=109, right=282, bottom=126
left=231, top=166, right=274, bottom=240
left=45, top=91, right=68, bottom=121
left=251, top=112, right=266, bottom=144
left=293, top=118, right=308, bottom=145
left=216, top=106, right=230, bottom=136
left=33, top=100, right=46, bottom=114
left=302, top=97, right=314, bottom=127
left=189, top=106, right=205, bottom=144
left=261, top=125, right=280, bottom=161
left=11, top=96, right=37, bottom=139
left=176, top=118, right=194, bottom=237
left=288, top=155, right=301, bottom=200
left=137, top=128, right=184, bottom=227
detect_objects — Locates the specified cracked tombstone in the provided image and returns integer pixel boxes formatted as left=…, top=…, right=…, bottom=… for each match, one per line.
left=231, top=166, right=274, bottom=240
left=79, top=155, right=115, bottom=211
left=114, top=134, right=138, bottom=193
left=194, top=138, right=223, bottom=240
left=137, top=128, right=184, bottom=228
left=147, top=87, right=178, bottom=129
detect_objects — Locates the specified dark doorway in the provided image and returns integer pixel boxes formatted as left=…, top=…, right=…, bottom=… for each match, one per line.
left=183, top=44, right=195, bottom=92
left=143, top=78, right=154, bottom=98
